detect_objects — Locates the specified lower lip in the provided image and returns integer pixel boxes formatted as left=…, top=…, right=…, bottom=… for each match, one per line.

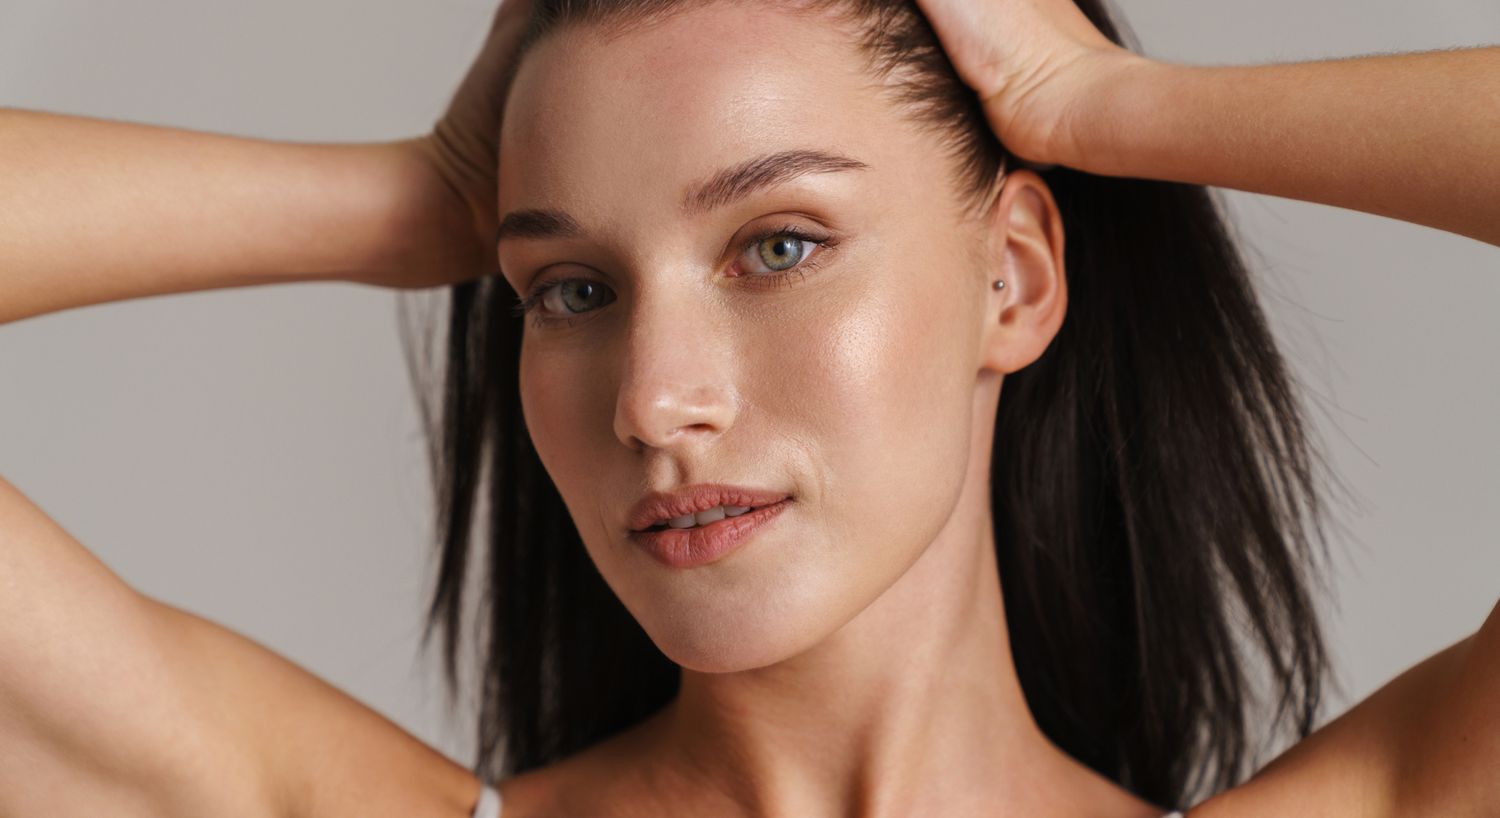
left=629, top=498, right=793, bottom=569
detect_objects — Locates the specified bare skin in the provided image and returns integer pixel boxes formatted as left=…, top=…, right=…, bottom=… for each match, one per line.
left=915, top=0, right=1500, bottom=247
left=0, top=1, right=1496, bottom=817
left=484, top=6, right=1137, bottom=817
left=0, top=0, right=530, bottom=325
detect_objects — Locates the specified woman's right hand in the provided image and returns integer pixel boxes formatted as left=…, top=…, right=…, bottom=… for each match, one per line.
left=401, top=0, right=534, bottom=287
left=913, top=0, right=1147, bottom=168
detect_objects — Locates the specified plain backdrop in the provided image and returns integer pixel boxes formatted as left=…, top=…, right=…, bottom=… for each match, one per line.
left=1, top=0, right=1497, bottom=774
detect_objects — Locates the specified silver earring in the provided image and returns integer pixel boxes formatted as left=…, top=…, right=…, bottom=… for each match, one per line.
left=992, top=279, right=1006, bottom=291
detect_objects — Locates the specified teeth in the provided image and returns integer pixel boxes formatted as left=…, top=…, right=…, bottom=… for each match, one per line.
left=662, top=504, right=756, bottom=529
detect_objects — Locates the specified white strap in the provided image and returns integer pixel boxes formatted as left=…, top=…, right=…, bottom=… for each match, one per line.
left=471, top=783, right=502, bottom=818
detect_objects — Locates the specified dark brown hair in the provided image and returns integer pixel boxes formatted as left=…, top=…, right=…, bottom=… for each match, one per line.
left=407, top=0, right=1334, bottom=809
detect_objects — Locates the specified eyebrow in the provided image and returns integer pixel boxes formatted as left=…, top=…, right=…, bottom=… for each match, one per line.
left=495, top=148, right=870, bottom=246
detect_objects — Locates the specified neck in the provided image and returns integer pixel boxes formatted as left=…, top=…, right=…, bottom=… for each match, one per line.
left=660, top=511, right=1044, bottom=817
left=599, top=384, right=1162, bottom=818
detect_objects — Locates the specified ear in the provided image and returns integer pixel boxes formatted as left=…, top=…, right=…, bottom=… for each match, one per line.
left=977, top=169, right=1067, bottom=376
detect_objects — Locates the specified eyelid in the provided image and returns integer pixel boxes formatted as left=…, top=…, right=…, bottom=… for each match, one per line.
left=514, top=220, right=840, bottom=325
left=732, top=221, right=837, bottom=277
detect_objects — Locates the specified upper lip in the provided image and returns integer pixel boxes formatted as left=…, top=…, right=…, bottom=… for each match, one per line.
left=627, top=483, right=792, bottom=533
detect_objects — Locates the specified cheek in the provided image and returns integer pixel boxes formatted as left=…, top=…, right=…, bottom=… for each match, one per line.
left=764, top=258, right=976, bottom=540
left=518, top=342, right=611, bottom=507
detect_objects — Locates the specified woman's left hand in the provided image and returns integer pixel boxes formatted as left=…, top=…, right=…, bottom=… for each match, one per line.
left=912, top=0, right=1143, bottom=167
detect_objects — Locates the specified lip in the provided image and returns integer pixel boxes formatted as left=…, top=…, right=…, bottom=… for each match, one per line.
left=628, top=497, right=793, bottom=569
left=626, top=483, right=793, bottom=533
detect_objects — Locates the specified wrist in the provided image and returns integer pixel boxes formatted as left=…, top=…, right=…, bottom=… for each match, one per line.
left=1058, top=54, right=1182, bottom=178
left=353, top=138, right=498, bottom=289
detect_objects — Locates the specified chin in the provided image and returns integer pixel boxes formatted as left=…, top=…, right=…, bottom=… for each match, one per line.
left=658, top=634, right=805, bottom=675
left=630, top=584, right=845, bottom=674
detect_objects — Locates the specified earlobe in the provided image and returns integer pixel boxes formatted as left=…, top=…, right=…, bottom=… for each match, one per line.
left=978, top=170, right=1067, bottom=376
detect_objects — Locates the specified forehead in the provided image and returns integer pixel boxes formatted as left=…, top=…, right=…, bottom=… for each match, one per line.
left=497, top=2, right=937, bottom=230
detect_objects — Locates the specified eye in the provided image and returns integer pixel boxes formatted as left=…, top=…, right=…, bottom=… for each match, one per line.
left=509, top=276, right=617, bottom=327
left=726, top=223, right=837, bottom=296
left=511, top=223, right=837, bottom=328
left=743, top=228, right=816, bottom=274
left=538, top=279, right=613, bottom=317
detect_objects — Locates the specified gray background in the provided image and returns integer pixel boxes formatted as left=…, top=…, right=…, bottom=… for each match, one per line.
left=1, top=0, right=1496, bottom=772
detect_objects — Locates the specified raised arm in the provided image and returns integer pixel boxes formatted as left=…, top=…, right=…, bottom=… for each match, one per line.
left=0, top=113, right=483, bottom=325
left=915, top=0, right=1500, bottom=247
left=0, top=474, right=484, bottom=817
left=0, top=0, right=529, bottom=325
left=0, top=2, right=533, bottom=815
left=1074, top=50, right=1500, bottom=247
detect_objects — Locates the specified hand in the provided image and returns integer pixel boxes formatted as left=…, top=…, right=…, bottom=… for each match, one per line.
left=913, top=0, right=1144, bottom=167
left=405, top=0, right=533, bottom=284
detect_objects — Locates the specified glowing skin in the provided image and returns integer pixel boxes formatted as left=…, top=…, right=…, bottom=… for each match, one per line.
left=495, top=3, right=1157, bottom=816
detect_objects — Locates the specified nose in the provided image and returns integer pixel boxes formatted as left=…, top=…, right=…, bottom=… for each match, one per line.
left=612, top=292, right=739, bottom=453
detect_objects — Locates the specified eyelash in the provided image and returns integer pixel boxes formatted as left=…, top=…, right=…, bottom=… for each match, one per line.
left=510, top=223, right=837, bottom=329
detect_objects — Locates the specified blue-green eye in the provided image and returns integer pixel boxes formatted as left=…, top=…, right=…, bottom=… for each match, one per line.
left=510, top=278, right=617, bottom=324
left=549, top=279, right=612, bottom=315
left=754, top=233, right=808, bottom=272
left=512, top=223, right=835, bottom=328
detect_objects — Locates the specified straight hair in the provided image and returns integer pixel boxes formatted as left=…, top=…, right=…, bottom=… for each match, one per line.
left=405, top=0, right=1334, bottom=808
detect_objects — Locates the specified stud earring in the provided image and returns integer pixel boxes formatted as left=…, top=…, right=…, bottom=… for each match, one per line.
left=992, top=279, right=1006, bottom=291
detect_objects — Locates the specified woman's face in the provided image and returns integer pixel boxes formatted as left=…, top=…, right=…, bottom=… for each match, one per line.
left=497, top=1, right=1000, bottom=671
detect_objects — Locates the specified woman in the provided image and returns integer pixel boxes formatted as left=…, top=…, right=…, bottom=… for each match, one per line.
left=0, top=1, right=1495, bottom=817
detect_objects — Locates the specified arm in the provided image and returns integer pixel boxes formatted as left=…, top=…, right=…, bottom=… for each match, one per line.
left=1183, top=600, right=1499, bottom=818
left=0, top=114, right=495, bottom=814
left=1387, top=599, right=1500, bottom=815
left=913, top=0, right=1500, bottom=247
left=1, top=3, right=531, bottom=812
left=0, top=0, right=529, bottom=326
left=0, top=475, right=484, bottom=817
left=0, top=110, right=484, bottom=326
left=0, top=473, right=274, bottom=815
left=1069, top=49, right=1500, bottom=248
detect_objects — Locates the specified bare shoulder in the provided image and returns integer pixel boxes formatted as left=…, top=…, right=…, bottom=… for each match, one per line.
left=488, top=754, right=616, bottom=818
left=490, top=716, right=674, bottom=818
left=0, top=475, right=481, bottom=818
left=1186, top=600, right=1500, bottom=818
